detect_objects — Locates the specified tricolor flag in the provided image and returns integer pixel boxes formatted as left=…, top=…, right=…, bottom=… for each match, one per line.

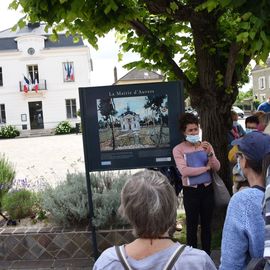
left=34, top=78, right=38, bottom=93
left=69, top=63, right=74, bottom=81
left=23, top=76, right=29, bottom=93
left=64, top=62, right=74, bottom=81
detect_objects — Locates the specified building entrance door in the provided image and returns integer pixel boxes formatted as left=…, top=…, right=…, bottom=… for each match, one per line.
left=28, top=101, right=44, bottom=129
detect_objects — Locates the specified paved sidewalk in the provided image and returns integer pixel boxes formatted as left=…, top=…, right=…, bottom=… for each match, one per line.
left=0, top=134, right=85, bottom=188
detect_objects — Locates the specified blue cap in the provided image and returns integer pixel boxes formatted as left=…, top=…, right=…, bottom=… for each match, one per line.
left=232, top=131, right=270, bottom=161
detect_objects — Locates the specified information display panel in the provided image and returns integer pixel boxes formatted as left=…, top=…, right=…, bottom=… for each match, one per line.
left=79, top=81, right=184, bottom=171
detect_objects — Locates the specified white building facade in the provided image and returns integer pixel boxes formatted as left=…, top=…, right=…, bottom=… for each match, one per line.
left=251, top=58, right=270, bottom=102
left=0, top=23, right=91, bottom=130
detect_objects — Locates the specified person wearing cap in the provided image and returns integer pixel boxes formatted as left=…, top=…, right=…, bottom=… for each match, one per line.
left=257, top=96, right=270, bottom=113
left=227, top=115, right=259, bottom=193
left=220, top=131, right=270, bottom=270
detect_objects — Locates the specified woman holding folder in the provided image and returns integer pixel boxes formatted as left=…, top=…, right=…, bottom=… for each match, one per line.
left=173, top=113, right=220, bottom=255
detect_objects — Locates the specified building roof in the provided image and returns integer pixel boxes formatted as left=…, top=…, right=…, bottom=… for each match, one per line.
left=117, top=68, right=163, bottom=82
left=119, top=105, right=138, bottom=118
left=252, top=58, right=270, bottom=72
left=0, top=23, right=84, bottom=51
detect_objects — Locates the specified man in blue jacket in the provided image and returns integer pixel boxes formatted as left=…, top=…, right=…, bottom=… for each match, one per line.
left=258, top=96, right=270, bottom=112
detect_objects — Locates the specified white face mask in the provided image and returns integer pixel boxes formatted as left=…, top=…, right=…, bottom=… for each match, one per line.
left=237, top=157, right=246, bottom=179
left=245, top=128, right=256, bottom=134
left=186, top=134, right=200, bottom=144
left=232, top=121, right=238, bottom=127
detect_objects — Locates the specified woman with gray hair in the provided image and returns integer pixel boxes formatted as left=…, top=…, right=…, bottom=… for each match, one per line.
left=93, top=170, right=216, bottom=269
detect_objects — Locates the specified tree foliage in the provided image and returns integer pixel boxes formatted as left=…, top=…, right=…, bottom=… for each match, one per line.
left=10, top=0, right=270, bottom=186
left=235, top=89, right=253, bottom=105
left=10, top=0, right=270, bottom=115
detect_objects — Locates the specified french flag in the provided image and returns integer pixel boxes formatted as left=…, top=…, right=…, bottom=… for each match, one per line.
left=23, top=76, right=29, bottom=93
left=69, top=63, right=74, bottom=81
left=34, top=78, right=38, bottom=93
left=65, top=63, right=74, bottom=81
left=65, top=63, right=70, bottom=81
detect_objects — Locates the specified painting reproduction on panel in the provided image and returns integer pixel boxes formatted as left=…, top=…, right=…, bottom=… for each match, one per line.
left=97, top=95, right=169, bottom=151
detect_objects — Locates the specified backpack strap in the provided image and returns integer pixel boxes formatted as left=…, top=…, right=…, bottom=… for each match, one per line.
left=163, top=244, right=186, bottom=270
left=115, top=245, right=132, bottom=270
left=115, top=244, right=186, bottom=270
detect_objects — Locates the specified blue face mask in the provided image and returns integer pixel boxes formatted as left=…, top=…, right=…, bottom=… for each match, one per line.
left=186, top=134, right=200, bottom=144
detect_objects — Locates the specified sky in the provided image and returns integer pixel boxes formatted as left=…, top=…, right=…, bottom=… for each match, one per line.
left=0, top=1, right=252, bottom=91
left=97, top=96, right=168, bottom=121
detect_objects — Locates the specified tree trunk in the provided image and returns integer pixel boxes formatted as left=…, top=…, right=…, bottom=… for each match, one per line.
left=158, top=114, right=163, bottom=147
left=110, top=116, right=116, bottom=150
left=198, top=102, right=232, bottom=193
left=197, top=100, right=233, bottom=240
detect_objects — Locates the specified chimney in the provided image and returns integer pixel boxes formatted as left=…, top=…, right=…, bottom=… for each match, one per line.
left=114, top=66, right=118, bottom=83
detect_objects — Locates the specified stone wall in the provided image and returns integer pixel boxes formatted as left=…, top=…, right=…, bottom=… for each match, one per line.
left=0, top=226, right=134, bottom=262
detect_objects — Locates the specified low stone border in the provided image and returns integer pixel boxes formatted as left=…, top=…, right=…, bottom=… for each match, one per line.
left=0, top=226, right=134, bottom=262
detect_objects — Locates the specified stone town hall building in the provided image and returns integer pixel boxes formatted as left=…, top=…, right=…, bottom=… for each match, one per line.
left=0, top=23, right=91, bottom=131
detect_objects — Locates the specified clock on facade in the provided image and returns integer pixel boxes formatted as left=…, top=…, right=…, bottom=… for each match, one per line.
left=27, top=47, right=35, bottom=55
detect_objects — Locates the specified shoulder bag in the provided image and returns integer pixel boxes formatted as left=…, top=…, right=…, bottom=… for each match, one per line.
left=212, top=171, right=231, bottom=208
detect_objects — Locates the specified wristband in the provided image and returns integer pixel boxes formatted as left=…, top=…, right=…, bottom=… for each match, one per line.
left=207, top=152, right=213, bottom=157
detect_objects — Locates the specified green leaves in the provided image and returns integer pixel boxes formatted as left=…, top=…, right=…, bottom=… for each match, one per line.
left=9, top=0, right=270, bottom=94
left=104, top=0, right=118, bottom=14
left=169, top=2, right=178, bottom=12
left=236, top=31, right=249, bottom=43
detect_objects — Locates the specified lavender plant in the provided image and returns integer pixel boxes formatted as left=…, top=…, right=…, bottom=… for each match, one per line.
left=41, top=171, right=130, bottom=228
left=2, top=189, right=37, bottom=220
left=0, top=154, right=16, bottom=220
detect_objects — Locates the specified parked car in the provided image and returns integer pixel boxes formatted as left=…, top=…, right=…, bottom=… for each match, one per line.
left=185, top=106, right=199, bottom=117
left=232, top=106, right=244, bottom=118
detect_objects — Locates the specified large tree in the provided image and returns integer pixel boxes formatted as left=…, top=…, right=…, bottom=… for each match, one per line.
left=11, top=0, right=270, bottom=188
left=98, top=98, right=117, bottom=150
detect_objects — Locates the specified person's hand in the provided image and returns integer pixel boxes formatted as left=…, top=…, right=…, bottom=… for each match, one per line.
left=206, top=165, right=211, bottom=171
left=201, top=141, right=212, bottom=154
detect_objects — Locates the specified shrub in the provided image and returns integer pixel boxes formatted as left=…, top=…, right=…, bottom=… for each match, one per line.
left=0, top=125, right=20, bottom=138
left=91, top=171, right=129, bottom=228
left=41, top=173, right=89, bottom=226
left=2, top=189, right=37, bottom=219
left=0, top=154, right=16, bottom=213
left=55, top=121, right=72, bottom=135
left=41, top=171, right=129, bottom=228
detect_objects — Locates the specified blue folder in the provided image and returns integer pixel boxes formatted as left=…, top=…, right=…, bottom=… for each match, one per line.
left=185, top=150, right=212, bottom=185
